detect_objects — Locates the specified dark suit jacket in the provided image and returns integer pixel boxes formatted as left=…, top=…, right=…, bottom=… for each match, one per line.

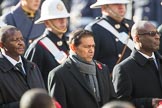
left=112, top=48, right=162, bottom=108
left=48, top=58, right=116, bottom=108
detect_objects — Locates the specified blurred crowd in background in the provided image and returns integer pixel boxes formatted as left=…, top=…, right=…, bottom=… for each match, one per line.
left=0, top=0, right=162, bottom=30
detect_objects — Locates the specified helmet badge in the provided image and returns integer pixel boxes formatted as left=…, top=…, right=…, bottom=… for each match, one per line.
left=57, top=3, right=64, bottom=11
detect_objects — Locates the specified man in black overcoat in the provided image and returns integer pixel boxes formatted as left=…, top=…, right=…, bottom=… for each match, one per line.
left=48, top=29, right=116, bottom=108
left=113, top=21, right=162, bottom=108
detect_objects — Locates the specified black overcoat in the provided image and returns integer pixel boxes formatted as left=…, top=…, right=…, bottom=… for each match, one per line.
left=48, top=58, right=116, bottom=108
left=0, top=52, right=45, bottom=108
left=113, top=49, right=162, bottom=108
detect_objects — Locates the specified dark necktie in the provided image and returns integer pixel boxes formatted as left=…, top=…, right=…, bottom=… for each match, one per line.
left=15, top=63, right=25, bottom=75
left=148, top=58, right=158, bottom=71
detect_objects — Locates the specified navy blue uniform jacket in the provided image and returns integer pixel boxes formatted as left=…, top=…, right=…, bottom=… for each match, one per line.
left=85, top=16, right=134, bottom=72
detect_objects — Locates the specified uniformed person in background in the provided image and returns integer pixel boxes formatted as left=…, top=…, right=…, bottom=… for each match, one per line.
left=133, top=0, right=162, bottom=27
left=24, top=0, right=70, bottom=88
left=1, top=0, right=46, bottom=47
left=85, top=0, right=134, bottom=73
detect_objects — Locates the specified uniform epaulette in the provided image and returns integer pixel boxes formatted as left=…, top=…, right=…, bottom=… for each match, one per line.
left=123, top=18, right=134, bottom=28
left=84, top=17, right=103, bottom=31
left=24, top=33, right=46, bottom=59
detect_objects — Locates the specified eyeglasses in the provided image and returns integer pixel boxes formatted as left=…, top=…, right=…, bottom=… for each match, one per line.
left=138, top=31, right=161, bottom=37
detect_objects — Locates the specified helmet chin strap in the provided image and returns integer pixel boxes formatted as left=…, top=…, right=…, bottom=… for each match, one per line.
left=52, top=25, right=67, bottom=34
left=48, top=21, right=67, bottom=34
left=106, top=6, right=124, bottom=21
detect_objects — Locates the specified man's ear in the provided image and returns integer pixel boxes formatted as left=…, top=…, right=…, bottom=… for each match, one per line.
left=44, top=20, right=49, bottom=25
left=69, top=44, right=76, bottom=52
left=134, top=35, right=140, bottom=42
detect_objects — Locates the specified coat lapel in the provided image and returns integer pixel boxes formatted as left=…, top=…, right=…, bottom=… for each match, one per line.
left=131, top=49, right=148, bottom=67
left=95, top=62, right=106, bottom=104
left=155, top=52, right=162, bottom=88
left=131, top=49, right=162, bottom=89
left=65, top=58, right=98, bottom=101
left=0, top=53, right=14, bottom=72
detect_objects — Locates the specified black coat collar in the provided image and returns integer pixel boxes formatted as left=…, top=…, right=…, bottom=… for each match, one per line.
left=131, top=48, right=162, bottom=66
left=0, top=52, right=34, bottom=73
left=64, top=58, right=105, bottom=103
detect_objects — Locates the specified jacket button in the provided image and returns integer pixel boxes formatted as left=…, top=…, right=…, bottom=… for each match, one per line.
left=115, top=38, right=119, bottom=42
left=118, top=54, right=122, bottom=58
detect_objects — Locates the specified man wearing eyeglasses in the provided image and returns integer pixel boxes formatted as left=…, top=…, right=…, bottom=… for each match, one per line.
left=112, top=21, right=162, bottom=108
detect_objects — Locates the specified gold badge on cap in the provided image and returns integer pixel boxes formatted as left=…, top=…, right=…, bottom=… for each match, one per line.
left=57, top=41, right=63, bottom=46
left=57, top=3, right=64, bottom=11
left=115, top=24, right=120, bottom=29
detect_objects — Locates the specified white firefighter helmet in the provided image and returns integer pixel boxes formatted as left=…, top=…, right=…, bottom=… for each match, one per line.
left=35, top=0, right=70, bottom=24
left=90, top=0, right=130, bottom=8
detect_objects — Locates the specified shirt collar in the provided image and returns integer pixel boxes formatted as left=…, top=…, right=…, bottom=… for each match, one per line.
left=1, top=48, right=23, bottom=66
left=21, top=6, right=35, bottom=18
left=138, top=51, right=156, bottom=60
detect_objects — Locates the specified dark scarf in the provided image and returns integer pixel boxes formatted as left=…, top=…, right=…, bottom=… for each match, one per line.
left=69, top=51, right=101, bottom=102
